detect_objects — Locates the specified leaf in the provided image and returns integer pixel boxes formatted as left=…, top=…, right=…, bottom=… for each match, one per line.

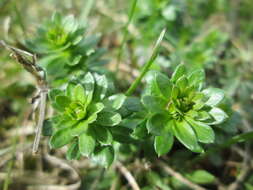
left=73, top=84, right=86, bottom=103
left=67, top=54, right=82, bottom=66
left=96, top=111, right=122, bottom=126
left=145, top=71, right=172, bottom=99
left=88, top=102, right=104, bottom=116
left=209, top=107, right=228, bottom=124
left=142, top=95, right=167, bottom=113
left=42, top=119, right=53, bottom=136
left=66, top=139, right=80, bottom=160
left=48, top=89, right=62, bottom=102
left=70, top=120, right=89, bottom=136
left=172, top=120, right=203, bottom=153
left=50, top=127, right=73, bottom=148
left=203, top=88, right=224, bottom=106
left=132, top=120, right=149, bottom=139
left=66, top=81, right=77, bottom=99
left=171, top=64, right=186, bottom=83
left=185, top=170, right=215, bottom=184
left=55, top=95, right=71, bottom=110
left=62, top=14, right=78, bottom=33
left=83, top=72, right=95, bottom=105
left=188, top=69, right=205, bottom=88
left=93, top=73, right=108, bottom=101
left=91, top=126, right=113, bottom=145
left=147, top=113, right=168, bottom=135
left=78, top=132, right=96, bottom=157
left=186, top=117, right=215, bottom=143
left=176, top=75, right=188, bottom=93
left=103, top=93, right=126, bottom=110
left=154, top=132, right=174, bottom=156
left=92, top=146, right=114, bottom=168
left=110, top=126, right=135, bottom=143
left=171, top=86, right=179, bottom=99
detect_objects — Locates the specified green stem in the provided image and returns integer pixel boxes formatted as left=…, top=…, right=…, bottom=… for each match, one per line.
left=115, top=0, right=138, bottom=72
left=126, top=29, right=166, bottom=96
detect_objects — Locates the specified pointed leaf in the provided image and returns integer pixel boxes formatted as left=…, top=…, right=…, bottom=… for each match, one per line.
left=203, top=88, right=224, bottom=106
left=103, top=93, right=126, bottom=110
left=74, top=84, right=86, bottom=103
left=66, top=139, right=80, bottom=160
left=96, top=111, right=121, bottom=126
left=93, top=73, right=108, bottom=101
left=154, top=132, right=174, bottom=156
left=92, top=146, right=114, bottom=168
left=91, top=126, right=113, bottom=145
left=50, top=127, right=73, bottom=148
left=142, top=95, right=167, bottom=113
left=186, top=117, right=215, bottom=143
left=173, top=120, right=203, bottom=153
left=171, top=64, right=186, bottom=83
left=83, top=72, right=95, bottom=105
left=147, top=113, right=168, bottom=136
left=78, top=132, right=96, bottom=157
left=55, top=95, right=71, bottom=110
left=209, top=107, right=228, bottom=124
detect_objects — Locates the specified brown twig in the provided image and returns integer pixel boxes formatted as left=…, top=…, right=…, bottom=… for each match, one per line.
left=157, top=161, right=207, bottom=190
left=116, top=161, right=140, bottom=190
left=0, top=40, right=48, bottom=154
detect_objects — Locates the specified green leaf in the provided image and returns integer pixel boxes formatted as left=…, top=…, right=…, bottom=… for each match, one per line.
left=145, top=71, right=172, bottom=99
left=186, top=117, right=215, bottom=143
left=42, top=119, right=53, bottom=136
left=73, top=84, right=86, bottom=103
left=55, top=95, right=71, bottom=110
left=78, top=132, right=96, bottom=157
left=62, top=15, right=78, bottom=33
left=66, top=81, right=77, bottom=99
left=173, top=120, right=203, bottom=153
left=185, top=170, right=215, bottom=184
left=103, top=93, right=126, bottom=110
left=142, top=95, right=167, bottom=113
left=66, top=139, right=80, bottom=160
left=93, top=73, right=108, bottom=101
left=91, top=126, right=113, bottom=145
left=171, top=64, right=186, bottom=83
left=50, top=127, right=73, bottom=148
left=171, top=86, right=179, bottom=99
left=70, top=120, right=89, bottom=136
left=67, top=55, right=82, bottom=66
left=132, top=120, right=149, bottom=139
left=154, top=132, right=174, bottom=156
left=176, top=75, right=188, bottom=93
left=49, top=89, right=62, bottom=102
left=188, top=69, right=205, bottom=88
left=92, top=146, right=114, bottom=168
left=209, top=107, right=228, bottom=124
left=88, top=102, right=104, bottom=115
left=147, top=113, right=168, bottom=135
left=96, top=111, right=122, bottom=126
left=83, top=72, right=95, bottom=105
left=203, top=88, right=224, bottom=106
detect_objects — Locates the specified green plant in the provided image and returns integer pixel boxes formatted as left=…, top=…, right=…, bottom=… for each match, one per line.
left=25, top=12, right=106, bottom=84
left=45, top=72, right=126, bottom=167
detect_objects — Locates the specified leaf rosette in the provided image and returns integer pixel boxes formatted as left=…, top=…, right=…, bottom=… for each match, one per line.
left=44, top=72, right=126, bottom=167
left=25, top=13, right=106, bottom=81
left=141, top=64, right=228, bottom=155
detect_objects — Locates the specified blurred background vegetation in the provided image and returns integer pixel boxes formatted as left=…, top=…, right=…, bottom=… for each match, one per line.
left=0, top=0, right=253, bottom=189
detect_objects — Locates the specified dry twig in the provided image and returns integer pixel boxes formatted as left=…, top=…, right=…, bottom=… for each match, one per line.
left=0, top=40, right=48, bottom=154
left=157, top=161, right=207, bottom=190
left=116, top=161, right=140, bottom=190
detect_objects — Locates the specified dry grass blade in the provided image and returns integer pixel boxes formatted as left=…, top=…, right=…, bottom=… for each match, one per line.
left=0, top=40, right=48, bottom=154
